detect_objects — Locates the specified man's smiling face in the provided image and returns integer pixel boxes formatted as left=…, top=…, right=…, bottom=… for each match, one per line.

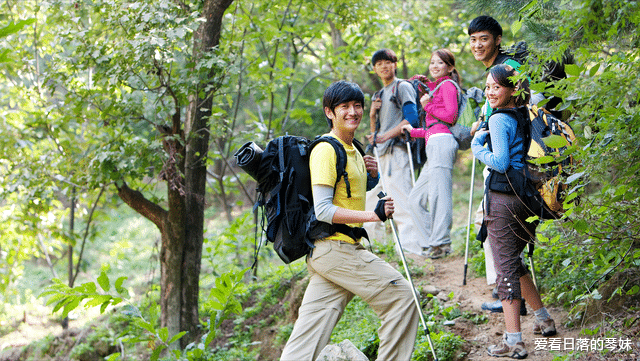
left=469, top=30, right=501, bottom=66
left=373, top=60, right=396, bottom=82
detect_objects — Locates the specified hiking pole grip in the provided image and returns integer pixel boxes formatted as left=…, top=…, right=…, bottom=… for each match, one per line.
left=403, top=130, right=416, bottom=186
left=402, top=129, right=411, bottom=141
left=374, top=193, right=389, bottom=222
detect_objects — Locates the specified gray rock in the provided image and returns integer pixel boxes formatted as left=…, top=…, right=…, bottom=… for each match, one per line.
left=421, top=284, right=439, bottom=296
left=315, top=339, right=369, bottom=361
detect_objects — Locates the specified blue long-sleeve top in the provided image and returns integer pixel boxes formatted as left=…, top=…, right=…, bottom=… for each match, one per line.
left=471, top=111, right=526, bottom=173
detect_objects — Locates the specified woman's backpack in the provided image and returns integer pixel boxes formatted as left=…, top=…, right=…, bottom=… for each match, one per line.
left=524, top=105, right=577, bottom=217
left=428, top=79, right=476, bottom=150
left=488, top=105, right=577, bottom=219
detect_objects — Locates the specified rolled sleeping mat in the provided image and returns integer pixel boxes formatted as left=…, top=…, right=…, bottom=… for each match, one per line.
left=234, top=141, right=264, bottom=181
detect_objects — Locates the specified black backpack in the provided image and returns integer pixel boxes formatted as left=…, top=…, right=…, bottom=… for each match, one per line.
left=501, top=41, right=574, bottom=113
left=502, top=41, right=573, bottom=82
left=501, top=41, right=530, bottom=67
left=234, top=135, right=367, bottom=264
left=376, top=78, right=428, bottom=171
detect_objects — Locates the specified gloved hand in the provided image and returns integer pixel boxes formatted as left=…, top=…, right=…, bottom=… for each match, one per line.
left=374, top=198, right=388, bottom=222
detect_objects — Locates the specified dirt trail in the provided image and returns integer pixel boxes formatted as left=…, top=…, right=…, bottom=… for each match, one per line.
left=403, top=252, right=579, bottom=360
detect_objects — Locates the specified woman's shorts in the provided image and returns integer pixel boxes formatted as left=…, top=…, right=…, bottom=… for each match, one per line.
left=485, top=190, right=537, bottom=300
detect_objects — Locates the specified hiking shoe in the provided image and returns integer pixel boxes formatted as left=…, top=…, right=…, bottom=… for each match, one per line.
left=487, top=335, right=528, bottom=359
left=481, top=300, right=528, bottom=316
left=492, top=287, right=499, bottom=299
left=482, top=300, right=503, bottom=312
left=427, top=244, right=451, bottom=259
left=533, top=318, right=557, bottom=337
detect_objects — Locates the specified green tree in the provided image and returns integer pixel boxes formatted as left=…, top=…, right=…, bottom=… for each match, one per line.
left=1, top=0, right=234, bottom=347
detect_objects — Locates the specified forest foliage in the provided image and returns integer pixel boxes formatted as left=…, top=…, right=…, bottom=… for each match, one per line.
left=1, top=0, right=640, bottom=359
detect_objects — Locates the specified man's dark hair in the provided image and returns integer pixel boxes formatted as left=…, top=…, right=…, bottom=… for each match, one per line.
left=371, top=49, right=398, bottom=67
left=468, top=15, right=503, bottom=39
left=323, top=81, right=365, bottom=128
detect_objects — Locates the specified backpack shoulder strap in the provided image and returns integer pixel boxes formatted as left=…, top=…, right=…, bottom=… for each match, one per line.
left=432, top=78, right=460, bottom=93
left=373, top=88, right=383, bottom=102
left=353, top=138, right=366, bottom=156
left=490, top=107, right=532, bottom=156
left=391, top=79, right=405, bottom=109
left=310, top=136, right=353, bottom=198
left=425, top=79, right=463, bottom=129
left=432, top=79, right=462, bottom=105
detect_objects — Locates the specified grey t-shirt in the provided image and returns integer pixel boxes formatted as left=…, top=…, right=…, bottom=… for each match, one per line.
left=374, top=79, right=416, bottom=155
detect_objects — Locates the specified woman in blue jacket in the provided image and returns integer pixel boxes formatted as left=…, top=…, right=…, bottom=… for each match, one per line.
left=472, top=64, right=556, bottom=359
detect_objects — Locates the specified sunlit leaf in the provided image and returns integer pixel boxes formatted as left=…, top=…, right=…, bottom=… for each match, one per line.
left=542, top=134, right=568, bottom=148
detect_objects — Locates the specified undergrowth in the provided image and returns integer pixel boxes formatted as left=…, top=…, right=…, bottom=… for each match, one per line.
left=12, top=203, right=639, bottom=361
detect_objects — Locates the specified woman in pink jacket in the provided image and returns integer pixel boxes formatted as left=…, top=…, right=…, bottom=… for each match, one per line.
left=402, top=49, right=460, bottom=259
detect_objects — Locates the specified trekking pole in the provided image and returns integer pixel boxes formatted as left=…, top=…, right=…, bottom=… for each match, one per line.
left=527, top=243, right=538, bottom=288
left=372, top=144, right=439, bottom=361
left=403, top=129, right=416, bottom=186
left=463, top=158, right=476, bottom=286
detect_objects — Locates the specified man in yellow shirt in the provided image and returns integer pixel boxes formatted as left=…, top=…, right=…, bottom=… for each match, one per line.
left=280, top=81, right=419, bottom=361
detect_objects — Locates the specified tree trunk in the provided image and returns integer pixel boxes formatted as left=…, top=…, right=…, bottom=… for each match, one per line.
left=182, top=0, right=235, bottom=347
left=117, top=0, right=234, bottom=350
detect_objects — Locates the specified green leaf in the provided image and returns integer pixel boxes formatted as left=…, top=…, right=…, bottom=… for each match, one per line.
left=81, top=282, right=97, bottom=294
left=85, top=295, right=112, bottom=307
left=565, top=64, right=583, bottom=77
left=626, top=285, right=639, bottom=296
left=209, top=300, right=224, bottom=310
left=51, top=296, right=72, bottom=313
left=167, top=331, right=187, bottom=345
left=136, top=320, right=156, bottom=334
left=511, top=20, right=523, bottom=36
left=519, top=0, right=537, bottom=15
left=114, top=276, right=128, bottom=294
left=0, top=19, right=36, bottom=38
left=100, top=301, right=110, bottom=314
left=106, top=353, right=121, bottom=361
left=97, top=272, right=110, bottom=292
left=111, top=297, right=123, bottom=306
left=529, top=82, right=547, bottom=93
left=572, top=219, right=589, bottom=232
left=529, top=155, right=555, bottom=165
left=158, top=327, right=169, bottom=342
left=526, top=215, right=540, bottom=223
left=150, top=345, right=165, bottom=361
left=564, top=192, right=579, bottom=203
left=542, top=134, right=568, bottom=148
left=62, top=297, right=82, bottom=318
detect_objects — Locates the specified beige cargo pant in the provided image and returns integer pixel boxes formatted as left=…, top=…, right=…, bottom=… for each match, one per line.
left=280, top=240, right=420, bottom=361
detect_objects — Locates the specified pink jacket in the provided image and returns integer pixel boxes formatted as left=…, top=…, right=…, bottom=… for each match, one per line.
left=410, top=76, right=459, bottom=145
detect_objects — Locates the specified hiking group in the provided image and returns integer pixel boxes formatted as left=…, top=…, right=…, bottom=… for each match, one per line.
left=236, top=14, right=572, bottom=361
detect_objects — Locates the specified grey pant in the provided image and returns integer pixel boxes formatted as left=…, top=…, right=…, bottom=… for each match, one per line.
left=409, top=134, right=458, bottom=248
left=280, top=240, right=419, bottom=361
